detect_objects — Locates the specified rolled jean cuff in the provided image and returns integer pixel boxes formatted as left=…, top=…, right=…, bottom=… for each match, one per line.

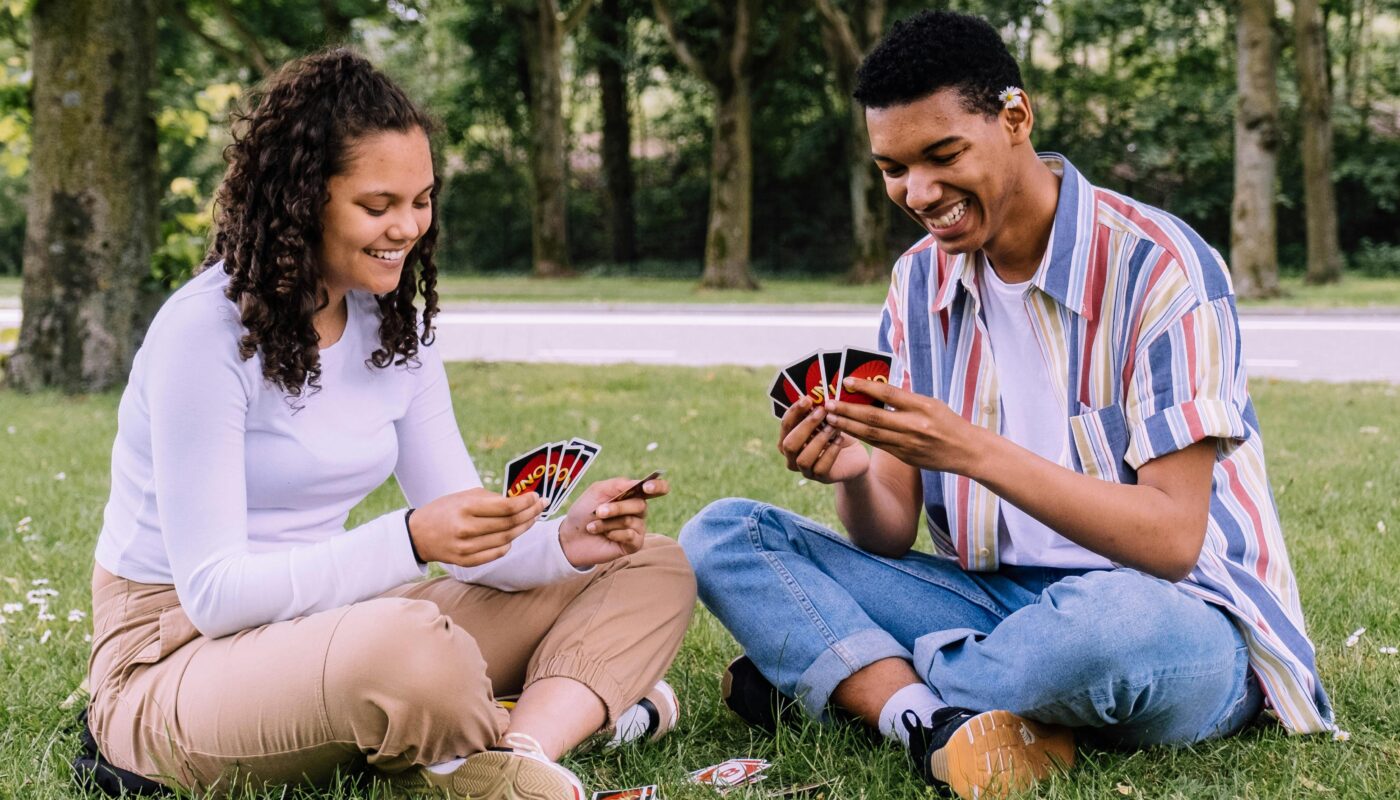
left=911, top=627, right=983, bottom=688
left=527, top=655, right=631, bottom=726
left=795, top=629, right=912, bottom=720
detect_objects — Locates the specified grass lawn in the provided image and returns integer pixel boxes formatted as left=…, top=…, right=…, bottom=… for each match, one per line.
left=1, top=366, right=1398, bottom=798
left=3, top=274, right=1400, bottom=310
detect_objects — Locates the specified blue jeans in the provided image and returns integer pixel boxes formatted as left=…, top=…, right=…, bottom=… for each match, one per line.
left=679, top=498, right=1263, bottom=748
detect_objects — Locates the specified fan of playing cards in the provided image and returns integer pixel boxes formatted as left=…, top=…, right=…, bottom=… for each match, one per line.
left=502, top=437, right=601, bottom=520
left=769, top=347, right=893, bottom=419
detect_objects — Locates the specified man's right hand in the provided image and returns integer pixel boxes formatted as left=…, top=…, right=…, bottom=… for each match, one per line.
left=408, top=487, right=545, bottom=567
left=779, top=396, right=870, bottom=483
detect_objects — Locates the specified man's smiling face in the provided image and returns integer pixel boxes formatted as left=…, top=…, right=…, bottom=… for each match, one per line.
left=867, top=88, right=1022, bottom=256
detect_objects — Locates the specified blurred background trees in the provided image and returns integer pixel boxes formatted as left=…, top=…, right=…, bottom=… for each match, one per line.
left=1, top=0, right=1399, bottom=385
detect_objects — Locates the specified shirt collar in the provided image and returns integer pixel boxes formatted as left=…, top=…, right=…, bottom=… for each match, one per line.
left=931, top=153, right=1098, bottom=320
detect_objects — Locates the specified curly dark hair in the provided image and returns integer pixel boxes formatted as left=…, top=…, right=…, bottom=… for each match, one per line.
left=853, top=10, right=1022, bottom=116
left=203, top=48, right=441, bottom=399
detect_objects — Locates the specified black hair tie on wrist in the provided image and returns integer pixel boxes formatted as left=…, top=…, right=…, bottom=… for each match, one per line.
left=405, top=508, right=424, bottom=564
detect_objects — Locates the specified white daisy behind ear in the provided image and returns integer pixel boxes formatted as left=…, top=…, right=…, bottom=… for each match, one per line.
left=999, top=86, right=1024, bottom=110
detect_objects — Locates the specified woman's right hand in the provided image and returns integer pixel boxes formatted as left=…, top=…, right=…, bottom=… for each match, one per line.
left=779, top=396, right=870, bottom=483
left=408, top=488, right=546, bottom=567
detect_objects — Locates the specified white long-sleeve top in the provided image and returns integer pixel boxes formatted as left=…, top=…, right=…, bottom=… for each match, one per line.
left=96, top=266, right=584, bottom=638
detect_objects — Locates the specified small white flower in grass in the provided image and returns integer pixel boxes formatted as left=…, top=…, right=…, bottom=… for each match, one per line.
left=1332, top=728, right=1351, bottom=742
left=1359, top=426, right=1380, bottom=435
left=40, top=629, right=51, bottom=644
left=5, top=426, right=14, bottom=435
left=31, top=578, right=49, bottom=585
left=54, top=471, right=67, bottom=481
left=1379, top=520, right=1388, bottom=534
left=797, top=479, right=809, bottom=487
left=1380, top=647, right=1398, bottom=655
left=2, top=602, right=21, bottom=614
left=68, top=609, right=86, bottom=622
left=998, top=86, right=1024, bottom=110
left=38, top=610, right=56, bottom=622
left=21, top=534, right=38, bottom=543
left=1345, top=627, right=1366, bottom=648
left=84, top=633, right=91, bottom=643
left=646, top=442, right=659, bottom=452
left=16, top=516, right=31, bottom=531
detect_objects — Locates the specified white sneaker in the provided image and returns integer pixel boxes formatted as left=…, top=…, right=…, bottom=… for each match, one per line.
left=388, top=732, right=586, bottom=800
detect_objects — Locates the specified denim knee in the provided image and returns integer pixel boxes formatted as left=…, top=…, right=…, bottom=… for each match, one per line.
left=679, top=498, right=763, bottom=570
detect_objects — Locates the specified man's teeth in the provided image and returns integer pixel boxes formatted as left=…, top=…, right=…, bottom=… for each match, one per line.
left=931, top=200, right=968, bottom=229
left=366, top=248, right=405, bottom=261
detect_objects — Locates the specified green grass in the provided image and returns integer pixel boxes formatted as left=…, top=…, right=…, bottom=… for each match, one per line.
left=1, top=367, right=1399, bottom=798
left=3, top=273, right=1398, bottom=309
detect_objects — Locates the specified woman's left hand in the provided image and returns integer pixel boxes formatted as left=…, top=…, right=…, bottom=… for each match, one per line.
left=558, top=475, right=669, bottom=569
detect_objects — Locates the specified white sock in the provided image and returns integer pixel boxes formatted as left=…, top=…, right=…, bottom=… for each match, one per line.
left=426, top=757, right=466, bottom=774
left=610, top=701, right=653, bottom=746
left=877, top=683, right=945, bottom=749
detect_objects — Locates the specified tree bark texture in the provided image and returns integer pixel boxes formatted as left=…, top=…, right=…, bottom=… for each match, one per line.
left=1230, top=0, right=1281, bottom=299
left=652, top=0, right=758, bottom=289
left=7, top=0, right=159, bottom=392
left=702, top=78, right=757, bottom=289
left=1294, top=0, right=1342, bottom=285
left=595, top=0, right=636, bottom=263
left=520, top=0, right=575, bottom=277
left=814, top=0, right=888, bottom=284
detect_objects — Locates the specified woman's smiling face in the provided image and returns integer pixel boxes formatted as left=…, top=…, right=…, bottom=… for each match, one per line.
left=318, top=127, right=435, bottom=301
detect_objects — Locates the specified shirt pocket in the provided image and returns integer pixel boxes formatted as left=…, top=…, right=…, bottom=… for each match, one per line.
left=1068, top=404, right=1134, bottom=484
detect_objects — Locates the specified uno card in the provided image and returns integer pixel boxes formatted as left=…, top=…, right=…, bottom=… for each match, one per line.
left=539, top=440, right=567, bottom=508
left=838, top=348, right=893, bottom=408
left=782, top=351, right=828, bottom=405
left=602, top=470, right=664, bottom=506
left=590, top=787, right=657, bottom=800
left=768, top=370, right=803, bottom=419
left=821, top=350, right=844, bottom=403
left=503, top=443, right=552, bottom=499
left=547, top=439, right=599, bottom=517
left=690, top=758, right=771, bottom=792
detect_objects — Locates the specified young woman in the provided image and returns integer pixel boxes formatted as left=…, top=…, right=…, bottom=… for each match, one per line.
left=86, top=49, right=695, bottom=800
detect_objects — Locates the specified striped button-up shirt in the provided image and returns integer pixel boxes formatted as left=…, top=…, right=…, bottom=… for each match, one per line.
left=877, top=153, right=1332, bottom=733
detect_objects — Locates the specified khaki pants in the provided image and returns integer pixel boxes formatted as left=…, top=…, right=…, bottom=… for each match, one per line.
left=87, top=535, right=696, bottom=794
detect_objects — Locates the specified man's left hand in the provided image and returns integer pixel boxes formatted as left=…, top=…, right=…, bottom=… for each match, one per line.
left=558, top=475, right=669, bottom=568
left=824, top=377, right=981, bottom=474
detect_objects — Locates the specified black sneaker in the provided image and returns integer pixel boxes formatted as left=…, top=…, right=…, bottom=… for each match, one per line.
left=720, top=655, right=798, bottom=733
left=902, top=707, right=1074, bottom=799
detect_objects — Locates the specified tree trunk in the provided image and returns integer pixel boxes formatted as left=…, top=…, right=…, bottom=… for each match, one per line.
left=6, top=0, right=158, bottom=392
left=595, top=0, right=636, bottom=263
left=701, top=78, right=757, bottom=289
left=1294, top=0, right=1342, bottom=285
left=1230, top=0, right=1281, bottom=299
left=521, top=1, right=575, bottom=277
left=846, top=96, right=890, bottom=284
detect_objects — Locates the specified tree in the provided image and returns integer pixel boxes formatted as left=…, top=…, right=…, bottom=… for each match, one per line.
left=512, top=0, right=597, bottom=277
left=6, top=0, right=159, bottom=392
left=1230, top=0, right=1281, bottom=299
left=591, top=0, right=637, bottom=263
left=812, top=0, right=889, bottom=284
left=652, top=0, right=760, bottom=289
left=1293, top=0, right=1342, bottom=285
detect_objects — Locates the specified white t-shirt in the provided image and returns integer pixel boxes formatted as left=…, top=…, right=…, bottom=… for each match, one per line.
left=977, top=260, right=1113, bottom=570
left=96, top=265, right=584, bottom=638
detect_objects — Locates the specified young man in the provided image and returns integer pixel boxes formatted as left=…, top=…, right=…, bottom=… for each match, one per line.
left=679, top=10, right=1332, bottom=799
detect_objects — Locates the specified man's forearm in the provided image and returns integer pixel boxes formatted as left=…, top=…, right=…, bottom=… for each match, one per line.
left=963, top=427, right=1213, bottom=581
left=836, top=456, right=920, bottom=557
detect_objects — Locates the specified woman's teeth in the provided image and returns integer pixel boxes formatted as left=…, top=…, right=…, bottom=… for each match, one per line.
left=930, top=200, right=969, bottom=230
left=366, top=248, right=405, bottom=262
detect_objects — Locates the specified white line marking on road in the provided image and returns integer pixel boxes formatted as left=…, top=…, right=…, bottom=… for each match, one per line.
left=435, top=312, right=878, bottom=329
left=1239, top=319, right=1400, bottom=332
left=534, top=348, right=679, bottom=360
left=1247, top=358, right=1301, bottom=368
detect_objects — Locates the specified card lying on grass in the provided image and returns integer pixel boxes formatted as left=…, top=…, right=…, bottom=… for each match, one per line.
left=502, top=437, right=600, bottom=520
left=769, top=348, right=892, bottom=419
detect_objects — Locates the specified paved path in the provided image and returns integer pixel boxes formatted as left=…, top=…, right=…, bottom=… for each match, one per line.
left=2, top=304, right=1397, bottom=383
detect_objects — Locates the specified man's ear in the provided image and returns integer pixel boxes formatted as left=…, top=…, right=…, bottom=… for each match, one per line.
left=1003, top=92, right=1034, bottom=145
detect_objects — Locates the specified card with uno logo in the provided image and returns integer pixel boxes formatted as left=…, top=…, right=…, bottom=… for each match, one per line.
left=782, top=351, right=828, bottom=405
left=590, top=787, right=657, bottom=800
left=503, top=443, right=552, bottom=500
left=837, top=347, right=893, bottom=408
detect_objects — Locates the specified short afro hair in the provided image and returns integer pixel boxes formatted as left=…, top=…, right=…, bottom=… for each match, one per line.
left=853, top=10, right=1022, bottom=117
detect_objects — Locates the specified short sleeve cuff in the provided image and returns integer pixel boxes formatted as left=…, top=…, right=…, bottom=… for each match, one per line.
left=1125, top=398, right=1249, bottom=469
